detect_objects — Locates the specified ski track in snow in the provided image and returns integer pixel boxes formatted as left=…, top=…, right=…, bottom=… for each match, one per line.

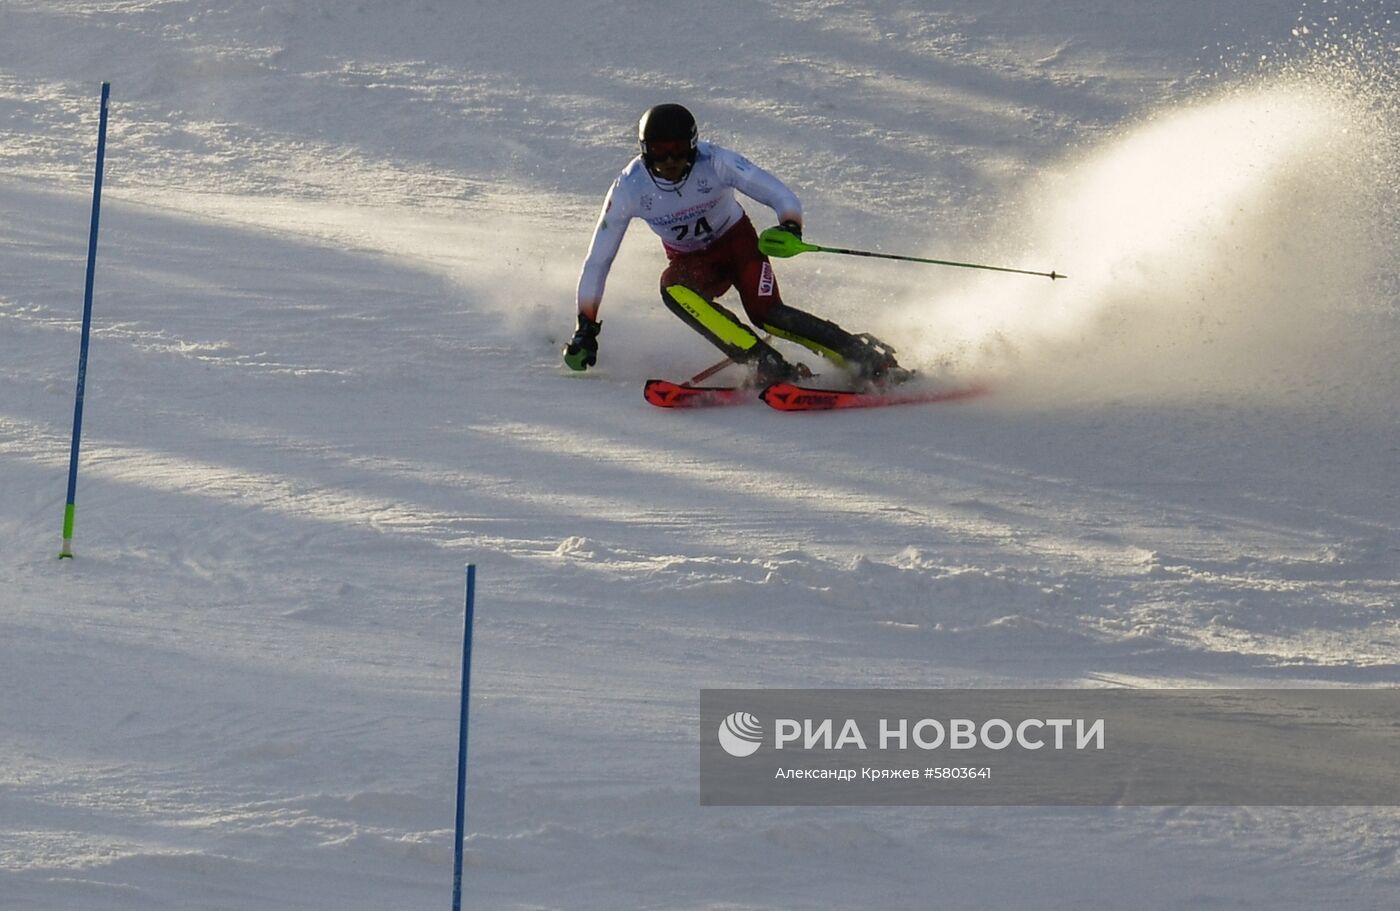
left=2, top=1, right=1399, bottom=909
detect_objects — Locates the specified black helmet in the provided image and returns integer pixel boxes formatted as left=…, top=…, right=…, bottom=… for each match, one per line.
left=638, top=103, right=698, bottom=168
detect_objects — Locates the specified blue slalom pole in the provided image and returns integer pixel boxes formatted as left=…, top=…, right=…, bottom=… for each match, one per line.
left=452, top=564, right=476, bottom=911
left=60, top=81, right=111, bottom=559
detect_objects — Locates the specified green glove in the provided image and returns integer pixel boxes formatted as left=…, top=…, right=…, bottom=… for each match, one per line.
left=758, top=221, right=818, bottom=258
left=563, top=312, right=601, bottom=370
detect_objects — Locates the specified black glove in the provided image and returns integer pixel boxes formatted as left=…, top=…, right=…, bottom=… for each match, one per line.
left=563, top=312, right=601, bottom=370
left=778, top=219, right=803, bottom=240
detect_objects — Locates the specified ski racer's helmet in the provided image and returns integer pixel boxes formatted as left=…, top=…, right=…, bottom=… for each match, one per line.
left=638, top=103, right=698, bottom=172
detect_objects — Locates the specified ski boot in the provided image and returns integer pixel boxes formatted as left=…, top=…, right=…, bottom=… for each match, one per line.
left=751, top=345, right=813, bottom=387
left=848, top=333, right=914, bottom=388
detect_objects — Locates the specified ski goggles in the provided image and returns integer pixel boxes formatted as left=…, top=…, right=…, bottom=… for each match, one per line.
left=645, top=140, right=692, bottom=162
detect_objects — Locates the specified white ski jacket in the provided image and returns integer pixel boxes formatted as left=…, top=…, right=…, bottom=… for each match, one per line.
left=576, top=142, right=802, bottom=313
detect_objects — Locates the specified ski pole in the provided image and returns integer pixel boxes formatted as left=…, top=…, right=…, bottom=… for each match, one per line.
left=759, top=230, right=1065, bottom=280
left=686, top=334, right=773, bottom=385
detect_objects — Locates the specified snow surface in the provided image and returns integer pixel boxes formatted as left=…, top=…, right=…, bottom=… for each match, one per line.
left=2, top=1, right=1398, bottom=908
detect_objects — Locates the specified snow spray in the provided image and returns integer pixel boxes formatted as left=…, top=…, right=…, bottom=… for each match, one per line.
left=899, top=18, right=1400, bottom=411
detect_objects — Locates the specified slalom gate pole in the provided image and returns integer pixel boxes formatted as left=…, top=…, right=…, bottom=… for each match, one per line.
left=451, top=564, right=477, bottom=911
left=60, top=81, right=111, bottom=560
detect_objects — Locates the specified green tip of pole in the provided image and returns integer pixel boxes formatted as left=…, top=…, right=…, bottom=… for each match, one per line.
left=60, top=504, right=76, bottom=558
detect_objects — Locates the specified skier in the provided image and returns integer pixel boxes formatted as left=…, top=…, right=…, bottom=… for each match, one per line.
left=564, top=103, right=908, bottom=387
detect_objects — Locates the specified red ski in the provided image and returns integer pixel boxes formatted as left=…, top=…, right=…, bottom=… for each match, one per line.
left=644, top=379, right=751, bottom=408
left=759, top=381, right=990, bottom=411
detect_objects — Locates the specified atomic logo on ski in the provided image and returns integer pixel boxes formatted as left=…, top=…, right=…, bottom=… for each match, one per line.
left=760, top=386, right=837, bottom=410
left=760, top=381, right=990, bottom=411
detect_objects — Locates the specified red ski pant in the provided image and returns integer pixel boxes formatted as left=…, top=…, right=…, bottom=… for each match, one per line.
left=659, top=215, right=781, bottom=325
left=657, top=215, right=877, bottom=370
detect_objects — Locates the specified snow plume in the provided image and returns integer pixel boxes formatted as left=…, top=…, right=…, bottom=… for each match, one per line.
left=900, top=40, right=1399, bottom=411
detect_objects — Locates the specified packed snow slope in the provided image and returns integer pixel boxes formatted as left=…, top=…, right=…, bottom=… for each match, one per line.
left=2, top=1, right=1398, bottom=909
